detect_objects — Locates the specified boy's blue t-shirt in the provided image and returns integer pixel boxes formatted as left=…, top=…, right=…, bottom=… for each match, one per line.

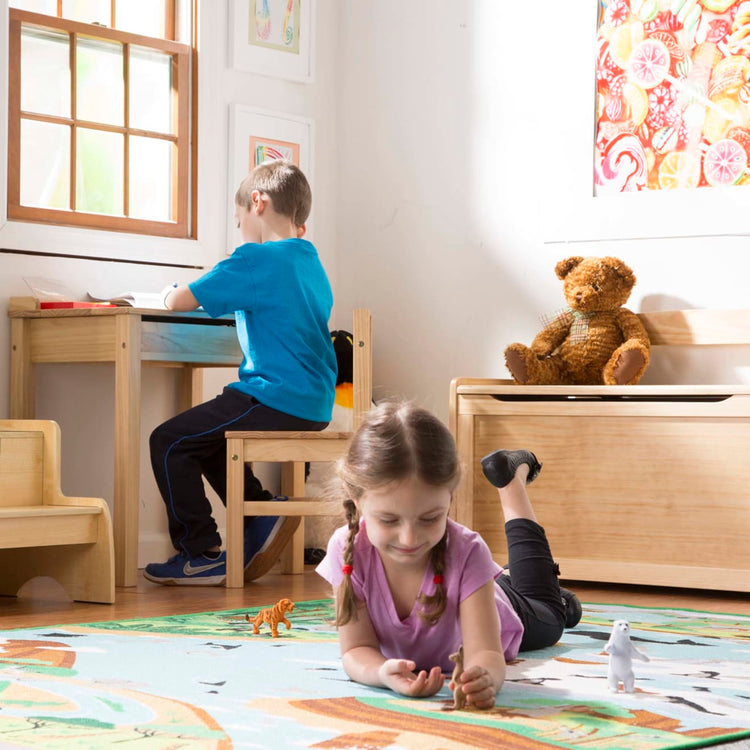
left=189, top=238, right=336, bottom=422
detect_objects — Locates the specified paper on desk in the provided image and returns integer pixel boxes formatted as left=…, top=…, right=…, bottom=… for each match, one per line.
left=24, top=276, right=78, bottom=302
left=87, top=290, right=167, bottom=309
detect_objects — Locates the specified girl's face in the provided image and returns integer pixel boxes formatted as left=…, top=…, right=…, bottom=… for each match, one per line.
left=356, top=475, right=451, bottom=568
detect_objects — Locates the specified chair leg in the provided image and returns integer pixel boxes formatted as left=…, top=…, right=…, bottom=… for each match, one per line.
left=280, top=461, right=305, bottom=574
left=226, top=438, right=245, bottom=588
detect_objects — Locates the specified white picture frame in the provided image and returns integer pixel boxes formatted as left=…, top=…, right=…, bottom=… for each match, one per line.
left=543, top=0, right=750, bottom=244
left=227, top=104, right=314, bottom=254
left=229, top=0, right=316, bottom=83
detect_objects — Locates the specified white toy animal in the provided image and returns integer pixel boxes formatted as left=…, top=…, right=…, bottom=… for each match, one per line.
left=604, top=619, right=649, bottom=693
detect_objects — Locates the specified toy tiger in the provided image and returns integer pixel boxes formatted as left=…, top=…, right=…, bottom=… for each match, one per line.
left=246, top=598, right=295, bottom=638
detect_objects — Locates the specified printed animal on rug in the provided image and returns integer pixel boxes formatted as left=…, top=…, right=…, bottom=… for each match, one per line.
left=448, top=645, right=467, bottom=710
left=604, top=619, right=649, bottom=693
left=246, top=598, right=295, bottom=638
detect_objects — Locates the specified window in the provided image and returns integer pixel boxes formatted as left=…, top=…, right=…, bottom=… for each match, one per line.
left=7, top=2, right=193, bottom=238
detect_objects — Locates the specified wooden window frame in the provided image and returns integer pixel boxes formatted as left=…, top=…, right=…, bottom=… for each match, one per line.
left=7, top=8, right=191, bottom=238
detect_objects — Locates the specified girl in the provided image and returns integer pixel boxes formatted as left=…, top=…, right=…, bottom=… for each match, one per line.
left=316, top=400, right=581, bottom=709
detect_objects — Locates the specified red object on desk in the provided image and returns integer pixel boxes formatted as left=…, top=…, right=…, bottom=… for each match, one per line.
left=40, top=301, right=115, bottom=309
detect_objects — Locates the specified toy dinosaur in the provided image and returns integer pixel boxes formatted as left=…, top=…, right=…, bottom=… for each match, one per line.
left=246, top=598, right=295, bottom=638
left=448, top=645, right=467, bottom=710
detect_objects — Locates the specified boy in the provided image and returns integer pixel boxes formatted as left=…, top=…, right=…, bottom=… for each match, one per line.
left=144, top=160, right=337, bottom=586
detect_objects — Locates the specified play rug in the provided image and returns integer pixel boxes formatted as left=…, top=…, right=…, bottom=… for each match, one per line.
left=0, top=600, right=749, bottom=749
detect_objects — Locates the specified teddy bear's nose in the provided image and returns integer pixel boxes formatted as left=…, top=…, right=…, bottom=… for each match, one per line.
left=575, top=291, right=583, bottom=302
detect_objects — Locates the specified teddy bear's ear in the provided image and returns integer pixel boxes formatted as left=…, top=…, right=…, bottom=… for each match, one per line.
left=555, top=256, right=584, bottom=279
left=603, top=256, right=636, bottom=288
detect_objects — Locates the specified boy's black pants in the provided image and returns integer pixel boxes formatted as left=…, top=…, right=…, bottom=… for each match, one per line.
left=149, top=386, right=327, bottom=557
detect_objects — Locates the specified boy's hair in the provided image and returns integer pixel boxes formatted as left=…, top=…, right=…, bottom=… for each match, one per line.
left=235, top=159, right=312, bottom=227
left=335, top=400, right=461, bottom=627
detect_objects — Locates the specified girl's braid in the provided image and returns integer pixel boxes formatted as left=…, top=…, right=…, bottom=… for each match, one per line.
left=335, top=496, right=360, bottom=626
left=416, top=530, right=448, bottom=625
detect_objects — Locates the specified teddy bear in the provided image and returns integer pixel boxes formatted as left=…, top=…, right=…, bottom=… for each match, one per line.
left=504, top=256, right=650, bottom=386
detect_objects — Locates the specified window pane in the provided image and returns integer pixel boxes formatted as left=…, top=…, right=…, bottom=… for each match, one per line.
left=116, top=0, right=166, bottom=38
left=76, top=37, right=123, bottom=126
left=129, top=136, right=172, bottom=221
left=21, top=26, right=70, bottom=118
left=130, top=46, right=172, bottom=134
left=76, top=128, right=123, bottom=215
left=20, top=120, right=70, bottom=210
left=10, top=0, right=58, bottom=13
left=61, top=0, right=109, bottom=26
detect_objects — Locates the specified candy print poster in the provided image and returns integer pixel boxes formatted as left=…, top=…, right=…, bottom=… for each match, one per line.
left=249, top=0, right=301, bottom=54
left=595, top=0, right=750, bottom=194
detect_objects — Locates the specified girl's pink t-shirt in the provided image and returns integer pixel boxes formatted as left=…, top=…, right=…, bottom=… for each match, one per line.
left=316, top=518, right=524, bottom=672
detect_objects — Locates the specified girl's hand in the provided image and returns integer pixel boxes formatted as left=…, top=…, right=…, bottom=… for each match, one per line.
left=378, top=659, right=445, bottom=697
left=451, top=665, right=497, bottom=709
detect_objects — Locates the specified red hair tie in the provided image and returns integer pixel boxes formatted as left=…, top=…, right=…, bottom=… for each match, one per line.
left=433, top=575, right=444, bottom=585
left=342, top=564, right=353, bottom=575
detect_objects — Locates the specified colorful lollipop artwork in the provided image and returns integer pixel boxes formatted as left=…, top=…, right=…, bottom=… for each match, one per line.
left=595, top=0, right=750, bottom=193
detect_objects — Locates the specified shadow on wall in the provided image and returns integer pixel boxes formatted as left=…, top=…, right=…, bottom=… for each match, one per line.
left=639, top=294, right=694, bottom=312
left=638, top=295, right=750, bottom=386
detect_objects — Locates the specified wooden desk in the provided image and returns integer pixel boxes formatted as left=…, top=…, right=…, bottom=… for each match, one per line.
left=8, top=297, right=241, bottom=587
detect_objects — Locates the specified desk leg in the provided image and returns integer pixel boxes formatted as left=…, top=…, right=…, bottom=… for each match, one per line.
left=178, top=365, right=204, bottom=411
left=114, top=316, right=141, bottom=587
left=9, top=319, right=35, bottom=418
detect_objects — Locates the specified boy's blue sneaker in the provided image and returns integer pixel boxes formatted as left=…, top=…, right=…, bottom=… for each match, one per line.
left=143, top=551, right=227, bottom=586
left=243, top=515, right=300, bottom=581
left=143, top=512, right=300, bottom=586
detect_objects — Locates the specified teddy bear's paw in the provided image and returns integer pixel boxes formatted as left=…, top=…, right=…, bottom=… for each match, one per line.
left=607, top=346, right=648, bottom=385
left=504, top=344, right=531, bottom=384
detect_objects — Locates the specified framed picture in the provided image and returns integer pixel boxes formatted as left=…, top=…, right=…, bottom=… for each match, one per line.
left=227, top=104, right=314, bottom=253
left=543, top=0, right=750, bottom=243
left=229, top=0, right=316, bottom=83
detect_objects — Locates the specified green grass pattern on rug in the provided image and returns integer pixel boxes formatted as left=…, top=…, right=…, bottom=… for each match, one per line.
left=0, top=600, right=749, bottom=749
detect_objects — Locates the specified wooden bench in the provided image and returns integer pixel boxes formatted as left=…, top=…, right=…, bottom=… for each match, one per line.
left=0, top=420, right=115, bottom=603
left=449, top=309, right=750, bottom=593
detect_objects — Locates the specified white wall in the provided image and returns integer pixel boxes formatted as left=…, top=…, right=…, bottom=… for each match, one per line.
left=3, top=0, right=750, bottom=566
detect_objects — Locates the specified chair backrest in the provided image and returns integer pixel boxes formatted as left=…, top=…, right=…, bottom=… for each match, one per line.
left=351, top=309, right=373, bottom=430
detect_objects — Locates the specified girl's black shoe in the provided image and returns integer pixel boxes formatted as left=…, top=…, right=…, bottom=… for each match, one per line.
left=561, top=587, right=582, bottom=628
left=481, top=449, right=542, bottom=488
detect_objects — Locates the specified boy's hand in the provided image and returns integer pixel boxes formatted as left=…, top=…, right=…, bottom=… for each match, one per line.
left=451, top=665, right=497, bottom=709
left=378, top=659, right=445, bottom=697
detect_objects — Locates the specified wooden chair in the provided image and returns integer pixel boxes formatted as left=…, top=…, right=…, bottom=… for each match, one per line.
left=225, top=309, right=372, bottom=587
left=0, top=420, right=115, bottom=603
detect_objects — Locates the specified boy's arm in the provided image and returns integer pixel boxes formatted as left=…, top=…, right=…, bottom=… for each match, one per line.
left=338, top=599, right=445, bottom=697
left=457, top=580, right=506, bottom=708
left=162, top=284, right=199, bottom=311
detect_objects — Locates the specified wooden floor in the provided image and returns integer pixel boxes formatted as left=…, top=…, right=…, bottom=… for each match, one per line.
left=1, top=567, right=750, bottom=630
